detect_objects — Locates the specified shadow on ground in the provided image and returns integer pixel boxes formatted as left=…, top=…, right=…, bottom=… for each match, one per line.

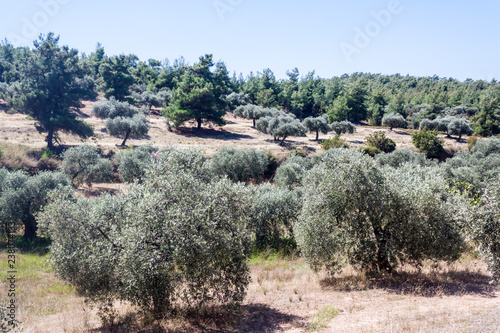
left=173, top=127, right=253, bottom=141
left=320, top=269, right=498, bottom=298
left=90, top=304, right=304, bottom=333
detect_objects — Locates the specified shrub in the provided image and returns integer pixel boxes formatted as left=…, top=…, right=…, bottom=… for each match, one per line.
left=303, top=115, right=331, bottom=140
left=381, top=113, right=407, bottom=130
left=321, top=135, right=349, bottom=150
left=360, top=146, right=382, bottom=157
left=330, top=120, right=356, bottom=136
left=467, top=136, right=479, bottom=151
left=115, top=145, right=157, bottom=183
left=61, top=145, right=113, bottom=187
left=0, top=169, right=68, bottom=239
left=38, top=151, right=252, bottom=318
left=412, top=130, right=444, bottom=159
left=0, top=147, right=3, bottom=160
left=295, top=149, right=465, bottom=274
left=210, top=147, right=269, bottom=183
left=36, top=157, right=60, bottom=172
left=365, top=131, right=396, bottom=153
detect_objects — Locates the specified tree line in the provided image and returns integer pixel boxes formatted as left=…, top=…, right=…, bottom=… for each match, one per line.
left=0, top=33, right=499, bottom=150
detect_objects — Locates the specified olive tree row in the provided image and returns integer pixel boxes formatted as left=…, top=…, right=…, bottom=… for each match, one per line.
left=38, top=148, right=253, bottom=319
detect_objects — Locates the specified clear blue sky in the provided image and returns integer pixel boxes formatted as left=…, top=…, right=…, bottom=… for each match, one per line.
left=1, top=0, right=498, bottom=81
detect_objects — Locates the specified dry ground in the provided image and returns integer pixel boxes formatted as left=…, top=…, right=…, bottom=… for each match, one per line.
left=0, top=252, right=498, bottom=333
left=0, top=100, right=469, bottom=159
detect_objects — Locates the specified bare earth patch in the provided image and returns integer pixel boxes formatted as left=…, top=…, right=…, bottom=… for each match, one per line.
left=5, top=254, right=498, bottom=333
left=0, top=100, right=469, bottom=158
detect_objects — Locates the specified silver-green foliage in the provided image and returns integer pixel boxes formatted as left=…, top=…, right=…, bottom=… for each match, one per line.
left=303, top=115, right=331, bottom=140
left=256, top=114, right=306, bottom=144
left=447, top=118, right=473, bottom=139
left=375, top=148, right=435, bottom=168
left=210, top=146, right=269, bottom=183
left=115, top=145, right=157, bottom=183
left=295, top=149, right=465, bottom=273
left=61, top=144, right=113, bottom=187
left=249, top=183, right=301, bottom=249
left=233, top=104, right=279, bottom=127
left=382, top=113, right=407, bottom=130
left=461, top=180, right=500, bottom=281
left=93, top=98, right=149, bottom=145
left=38, top=148, right=252, bottom=316
left=442, top=137, right=500, bottom=190
left=274, top=152, right=319, bottom=189
left=329, top=120, right=356, bottom=136
left=0, top=169, right=68, bottom=238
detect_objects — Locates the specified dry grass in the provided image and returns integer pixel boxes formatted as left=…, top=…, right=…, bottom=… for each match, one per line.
left=0, top=251, right=498, bottom=332
left=0, top=100, right=471, bottom=160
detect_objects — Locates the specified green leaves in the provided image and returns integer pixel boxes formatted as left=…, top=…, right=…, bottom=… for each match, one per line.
left=13, top=33, right=94, bottom=148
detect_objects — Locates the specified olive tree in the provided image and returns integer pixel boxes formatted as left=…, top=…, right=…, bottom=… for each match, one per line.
left=0, top=169, right=68, bottom=239
left=210, top=146, right=269, bottom=183
left=382, top=113, right=407, bottom=131
left=447, top=118, right=473, bottom=140
left=295, top=149, right=465, bottom=274
left=256, top=114, right=306, bottom=145
left=38, top=148, right=253, bottom=318
left=375, top=148, right=434, bottom=168
left=303, top=115, right=331, bottom=141
left=461, top=180, right=500, bottom=281
left=274, top=152, right=319, bottom=189
left=249, top=183, right=301, bottom=250
left=61, top=144, right=113, bottom=187
left=93, top=98, right=149, bottom=146
left=233, top=104, right=279, bottom=128
left=330, top=120, right=356, bottom=136
left=115, top=145, right=157, bottom=183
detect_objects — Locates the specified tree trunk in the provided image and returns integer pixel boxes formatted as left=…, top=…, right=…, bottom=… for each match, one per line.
left=375, top=229, right=392, bottom=273
left=197, top=119, right=202, bottom=130
left=458, top=134, right=462, bottom=141
left=316, top=130, right=319, bottom=141
left=252, top=118, right=256, bottom=128
left=121, top=130, right=131, bottom=146
left=47, top=130, right=54, bottom=149
left=279, top=136, right=288, bottom=146
left=23, top=214, right=37, bottom=240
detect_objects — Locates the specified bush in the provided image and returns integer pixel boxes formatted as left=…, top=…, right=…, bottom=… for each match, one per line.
left=467, top=136, right=479, bottom=151
left=360, top=146, right=382, bottom=157
left=321, top=135, right=349, bottom=150
left=62, top=145, right=113, bottom=187
left=295, top=149, right=465, bottom=274
left=470, top=136, right=500, bottom=157
left=0, top=147, right=3, bottom=160
left=38, top=150, right=253, bottom=318
left=381, top=113, right=407, bottom=130
left=412, top=130, right=444, bottom=159
left=210, top=147, right=269, bottom=183
left=36, top=157, right=60, bottom=172
left=115, top=145, right=157, bottom=183
left=365, top=131, right=396, bottom=153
